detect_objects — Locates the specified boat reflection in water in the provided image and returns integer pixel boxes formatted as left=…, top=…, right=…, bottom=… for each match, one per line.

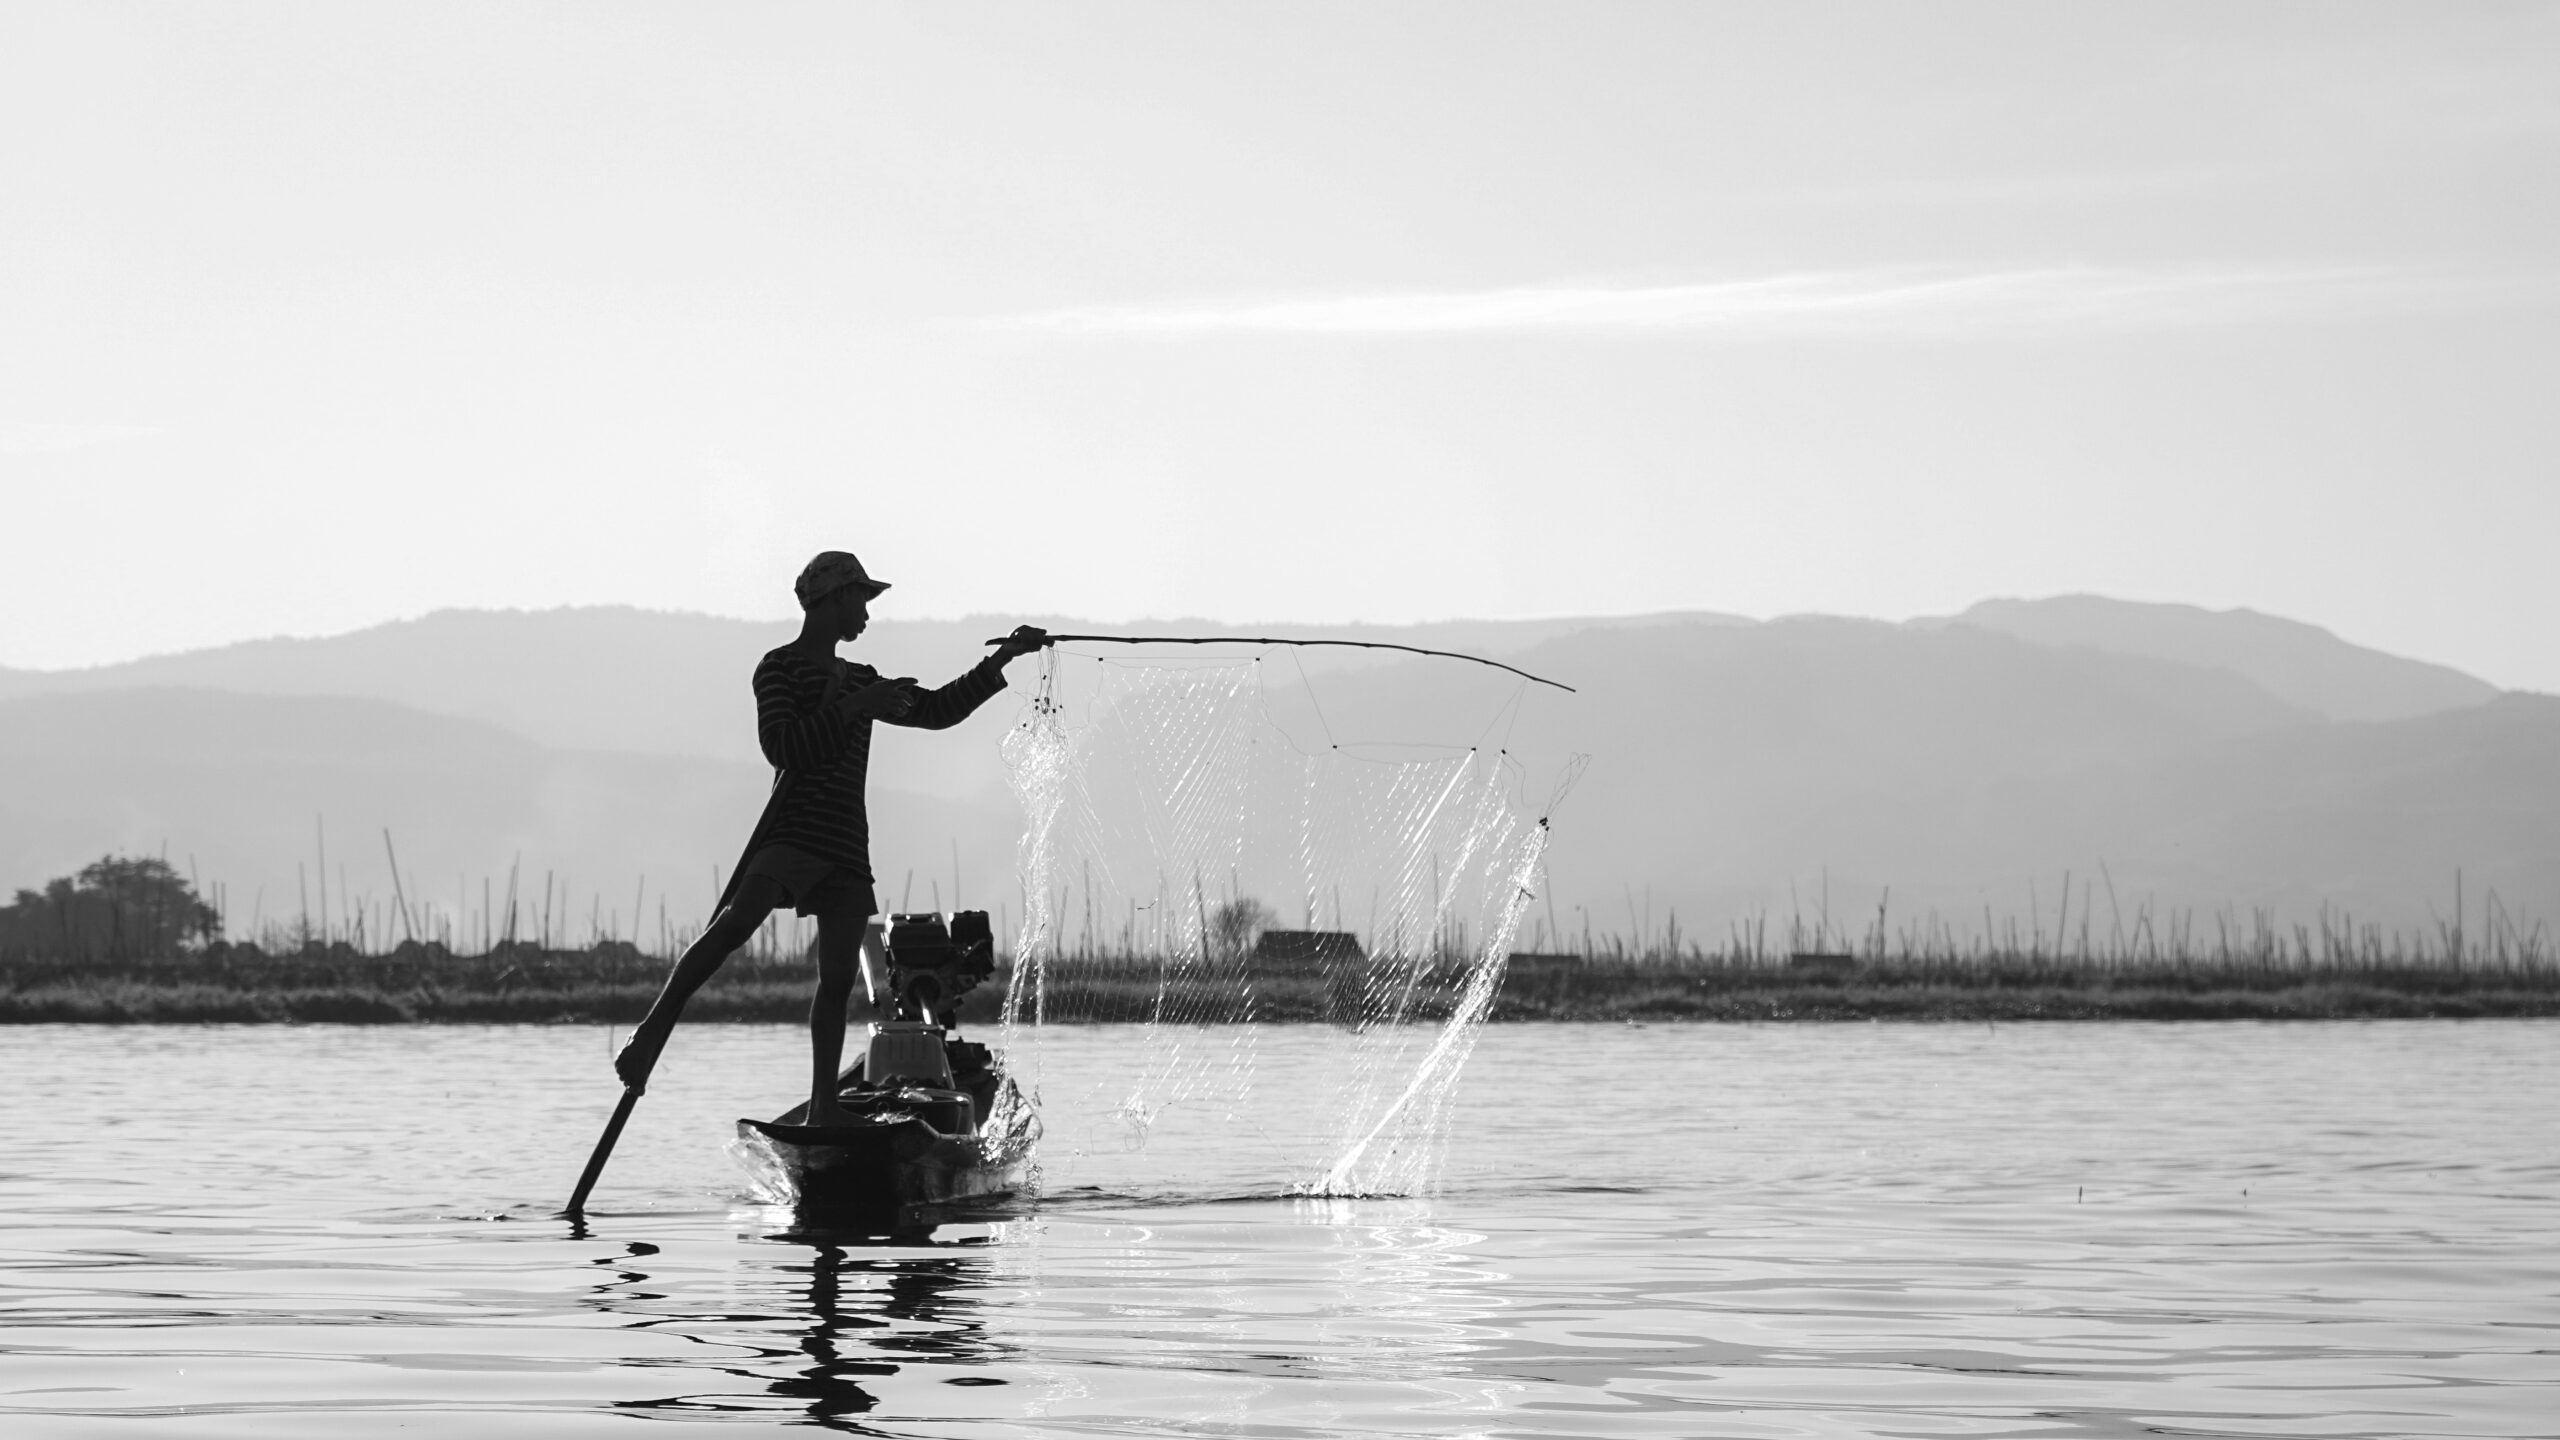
left=757, top=1236, right=1007, bottom=1427
left=595, top=1226, right=1012, bottom=1429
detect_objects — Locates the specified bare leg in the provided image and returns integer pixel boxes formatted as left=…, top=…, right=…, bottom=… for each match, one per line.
left=806, top=909, right=874, bottom=1126
left=614, top=875, right=789, bottom=1091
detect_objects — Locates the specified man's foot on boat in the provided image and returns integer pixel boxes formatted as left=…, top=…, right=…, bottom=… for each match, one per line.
left=805, top=1099, right=867, bottom=1128
left=614, top=1025, right=669, bottom=1091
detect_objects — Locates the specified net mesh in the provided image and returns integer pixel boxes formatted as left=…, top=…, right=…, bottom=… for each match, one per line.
left=991, top=649, right=1548, bottom=1197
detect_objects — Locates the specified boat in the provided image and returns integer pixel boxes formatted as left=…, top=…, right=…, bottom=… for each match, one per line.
left=731, top=911, right=1038, bottom=1232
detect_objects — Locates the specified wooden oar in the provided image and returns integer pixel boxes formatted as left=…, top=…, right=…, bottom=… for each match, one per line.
left=563, top=1085, right=643, bottom=1218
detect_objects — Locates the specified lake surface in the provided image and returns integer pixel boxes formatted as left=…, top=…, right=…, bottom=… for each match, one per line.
left=2, top=1021, right=2554, bottom=1437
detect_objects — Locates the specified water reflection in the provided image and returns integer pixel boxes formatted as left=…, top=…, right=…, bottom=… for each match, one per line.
left=10, top=1025, right=2555, bottom=1438
left=766, top=1234, right=1005, bottom=1427
left=595, top=1222, right=1005, bottom=1431
left=1286, top=1195, right=1495, bottom=1382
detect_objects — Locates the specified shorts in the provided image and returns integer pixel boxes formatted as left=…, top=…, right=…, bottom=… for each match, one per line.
left=738, top=844, right=877, bottom=923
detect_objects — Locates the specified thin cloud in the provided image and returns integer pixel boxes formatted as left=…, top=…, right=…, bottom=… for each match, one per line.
left=985, top=265, right=2555, bottom=339
left=0, top=421, right=162, bottom=456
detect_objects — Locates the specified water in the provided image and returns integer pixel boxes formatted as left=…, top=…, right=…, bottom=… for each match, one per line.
left=3, top=1021, right=2554, bottom=1437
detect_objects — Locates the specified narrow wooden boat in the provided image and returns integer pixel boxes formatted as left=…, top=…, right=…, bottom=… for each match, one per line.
left=730, top=912, right=1037, bottom=1231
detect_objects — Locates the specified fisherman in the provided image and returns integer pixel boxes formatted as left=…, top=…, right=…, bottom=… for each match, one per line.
left=613, top=550, right=1048, bottom=1125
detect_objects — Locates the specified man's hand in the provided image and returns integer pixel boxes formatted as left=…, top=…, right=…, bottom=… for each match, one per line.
left=842, top=677, right=920, bottom=721
left=992, top=625, right=1052, bottom=662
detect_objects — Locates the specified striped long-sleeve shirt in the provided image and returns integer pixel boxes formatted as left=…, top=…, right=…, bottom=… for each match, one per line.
left=744, top=646, right=1009, bottom=880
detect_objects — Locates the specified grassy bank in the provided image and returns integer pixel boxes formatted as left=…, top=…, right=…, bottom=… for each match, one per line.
left=2, top=938, right=2553, bottom=1022
left=1493, top=956, right=2560, bottom=1021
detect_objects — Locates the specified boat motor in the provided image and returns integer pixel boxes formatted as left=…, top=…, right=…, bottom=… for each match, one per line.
left=883, top=910, right=995, bottom=1026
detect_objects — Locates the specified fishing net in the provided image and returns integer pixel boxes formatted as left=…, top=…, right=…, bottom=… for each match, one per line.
left=989, top=648, right=1550, bottom=1198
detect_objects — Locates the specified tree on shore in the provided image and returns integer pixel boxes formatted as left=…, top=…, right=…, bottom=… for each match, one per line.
left=0, top=855, right=223, bottom=961
left=1211, top=897, right=1274, bottom=965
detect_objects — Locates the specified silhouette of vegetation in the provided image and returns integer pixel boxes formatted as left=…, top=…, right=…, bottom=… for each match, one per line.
left=1, top=935, right=2553, bottom=1023
left=1209, top=897, right=1274, bottom=964
left=1, top=862, right=2550, bottom=1021
left=0, top=855, right=222, bottom=962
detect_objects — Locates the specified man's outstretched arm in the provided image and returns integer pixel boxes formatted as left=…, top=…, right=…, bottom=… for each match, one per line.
left=890, top=626, right=1049, bottom=731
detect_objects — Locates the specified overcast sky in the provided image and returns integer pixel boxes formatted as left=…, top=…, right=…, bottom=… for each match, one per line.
left=5, top=3, right=2555, bottom=687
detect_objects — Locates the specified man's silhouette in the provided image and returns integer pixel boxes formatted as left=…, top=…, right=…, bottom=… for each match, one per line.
left=614, top=550, right=1045, bottom=1124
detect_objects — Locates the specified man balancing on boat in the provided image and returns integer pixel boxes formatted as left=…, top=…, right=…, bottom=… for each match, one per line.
left=611, top=550, right=1049, bottom=1126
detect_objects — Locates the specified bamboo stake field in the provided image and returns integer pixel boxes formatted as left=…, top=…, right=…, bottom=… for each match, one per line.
left=3, top=911, right=2550, bottom=1023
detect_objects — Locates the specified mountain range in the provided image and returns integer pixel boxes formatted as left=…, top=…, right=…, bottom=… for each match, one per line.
left=1, top=597, right=2547, bottom=947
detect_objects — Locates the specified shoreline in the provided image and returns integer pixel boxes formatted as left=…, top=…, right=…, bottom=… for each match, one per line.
left=5, top=954, right=2552, bottom=1024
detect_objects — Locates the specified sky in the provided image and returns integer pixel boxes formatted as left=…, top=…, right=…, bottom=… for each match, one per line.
left=4, top=2, right=2556, bottom=688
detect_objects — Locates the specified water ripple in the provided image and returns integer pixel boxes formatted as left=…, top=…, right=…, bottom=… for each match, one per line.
left=2, top=1021, right=2555, bottom=1436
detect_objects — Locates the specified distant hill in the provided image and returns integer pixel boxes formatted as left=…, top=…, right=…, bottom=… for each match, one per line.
left=0, top=688, right=1017, bottom=946
left=1456, top=622, right=2552, bottom=944
left=0, top=607, right=1743, bottom=789
left=0, top=601, right=2541, bottom=946
left=1939, top=595, right=2497, bottom=723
